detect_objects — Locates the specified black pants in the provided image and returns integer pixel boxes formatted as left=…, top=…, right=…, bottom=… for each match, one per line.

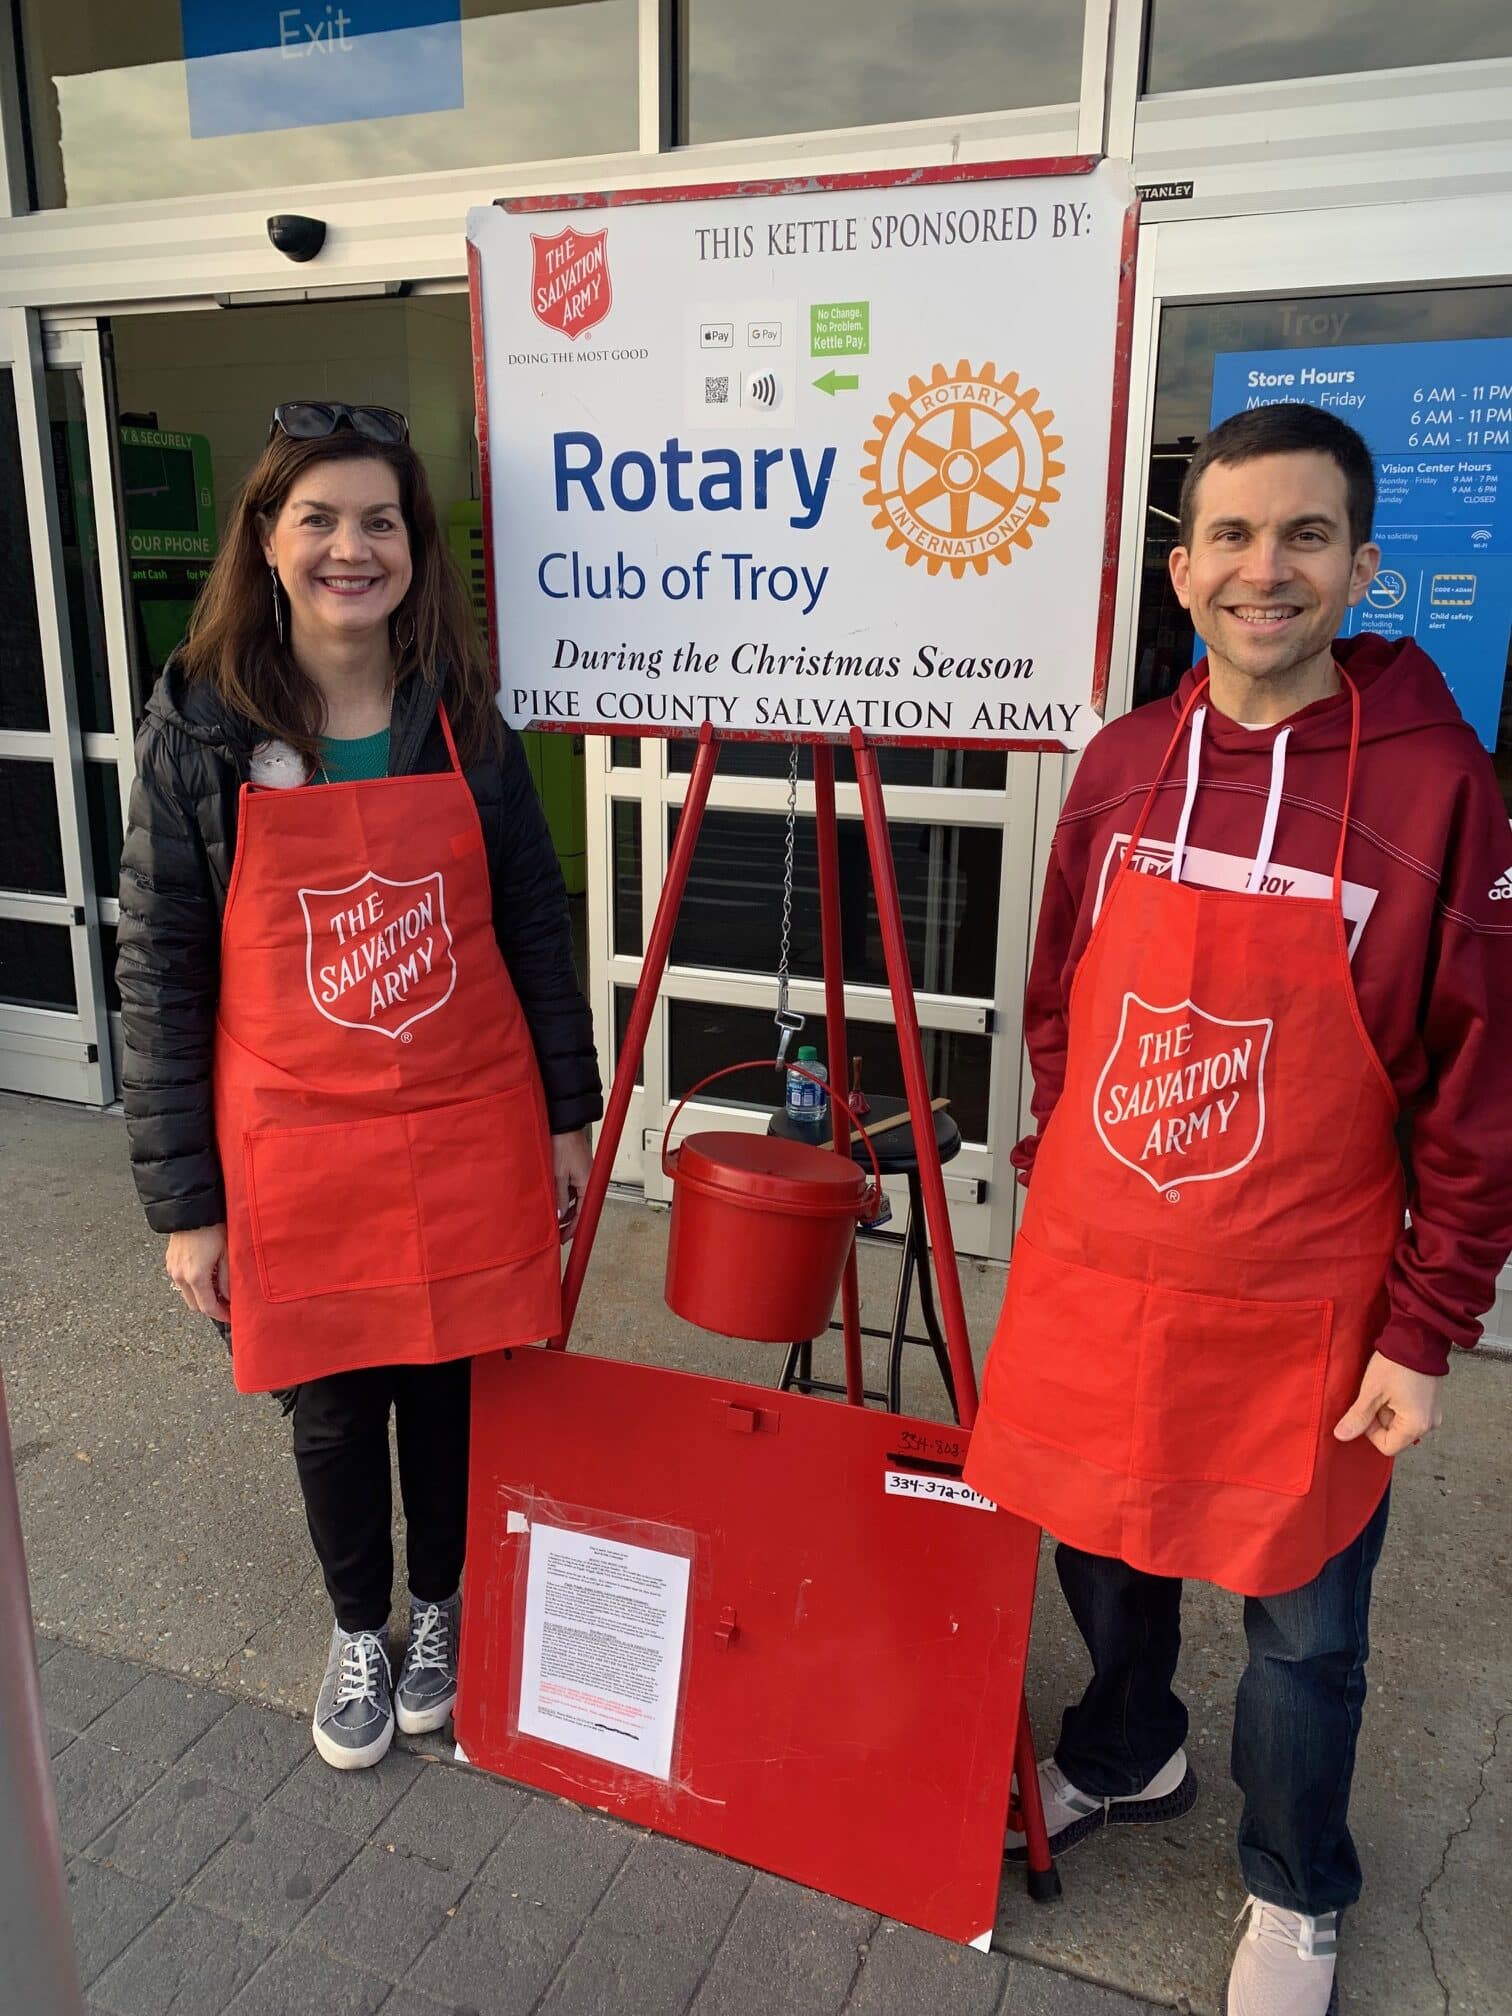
left=291, top=1360, right=472, bottom=1633
left=1053, top=1489, right=1390, bottom=1916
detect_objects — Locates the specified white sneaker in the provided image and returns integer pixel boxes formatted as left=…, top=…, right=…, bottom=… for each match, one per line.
left=1226, top=1896, right=1339, bottom=2016
left=311, top=1625, right=394, bottom=1771
left=1004, top=1746, right=1196, bottom=1859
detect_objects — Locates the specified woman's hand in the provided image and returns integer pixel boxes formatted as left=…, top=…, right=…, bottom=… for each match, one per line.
left=552, top=1128, right=594, bottom=1243
left=165, top=1224, right=232, bottom=1322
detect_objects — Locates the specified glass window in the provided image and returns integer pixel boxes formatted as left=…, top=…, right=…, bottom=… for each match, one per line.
left=666, top=742, right=1007, bottom=790
left=0, top=760, right=67, bottom=895
left=0, top=371, right=48, bottom=734
left=84, top=762, right=125, bottom=899
left=609, top=738, right=641, bottom=768
left=668, top=806, right=1000, bottom=998
left=611, top=800, right=643, bottom=956
left=612, top=983, right=643, bottom=1086
left=1133, top=285, right=1512, bottom=810
left=21, top=0, right=638, bottom=209
left=100, top=920, right=121, bottom=1014
left=668, top=998, right=992, bottom=1141
left=0, top=919, right=76, bottom=1010
left=1145, top=0, right=1512, bottom=94
left=48, top=368, right=113, bottom=734
left=681, top=0, right=1085, bottom=145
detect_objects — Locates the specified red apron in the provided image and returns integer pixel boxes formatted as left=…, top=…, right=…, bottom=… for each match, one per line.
left=214, top=709, right=561, bottom=1394
left=964, top=672, right=1401, bottom=1596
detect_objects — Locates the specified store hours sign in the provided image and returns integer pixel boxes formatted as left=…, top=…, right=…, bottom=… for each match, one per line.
left=467, top=161, right=1134, bottom=748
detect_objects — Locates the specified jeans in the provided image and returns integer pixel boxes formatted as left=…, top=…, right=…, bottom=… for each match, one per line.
left=291, top=1360, right=472, bottom=1633
left=1052, top=1489, right=1390, bottom=1916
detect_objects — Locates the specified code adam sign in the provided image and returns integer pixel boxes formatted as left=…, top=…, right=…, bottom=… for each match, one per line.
left=468, top=161, right=1133, bottom=748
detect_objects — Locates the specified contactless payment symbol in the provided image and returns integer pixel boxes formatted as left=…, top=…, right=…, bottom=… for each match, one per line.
left=1365, top=569, right=1408, bottom=611
left=861, top=361, right=1062, bottom=579
left=529, top=227, right=612, bottom=342
left=299, top=871, right=456, bottom=1040
left=1093, top=994, right=1273, bottom=1195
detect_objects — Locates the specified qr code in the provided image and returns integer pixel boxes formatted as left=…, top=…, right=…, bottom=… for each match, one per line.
left=704, top=375, right=729, bottom=406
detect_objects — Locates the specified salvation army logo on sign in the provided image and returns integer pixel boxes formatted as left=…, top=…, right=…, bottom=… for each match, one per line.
left=530, top=228, right=612, bottom=341
left=299, top=871, right=456, bottom=1041
left=1093, top=994, right=1273, bottom=1195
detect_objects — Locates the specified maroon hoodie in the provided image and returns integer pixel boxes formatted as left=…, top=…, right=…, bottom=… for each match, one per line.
left=1015, top=635, right=1512, bottom=1376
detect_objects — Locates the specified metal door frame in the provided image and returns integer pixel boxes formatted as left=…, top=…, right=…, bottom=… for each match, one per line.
left=0, top=309, right=125, bottom=1103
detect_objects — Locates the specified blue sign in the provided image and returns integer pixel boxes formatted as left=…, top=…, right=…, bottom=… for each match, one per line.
left=182, top=1, right=463, bottom=139
left=1210, top=338, right=1512, bottom=751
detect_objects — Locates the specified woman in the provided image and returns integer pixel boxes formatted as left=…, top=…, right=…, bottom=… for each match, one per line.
left=117, top=401, right=600, bottom=1770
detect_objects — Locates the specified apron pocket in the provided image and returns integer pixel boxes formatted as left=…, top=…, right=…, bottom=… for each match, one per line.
left=988, top=1236, right=1332, bottom=1497
left=245, top=1086, right=554, bottom=1303
left=984, top=1236, right=1142, bottom=1477
left=1132, top=1277, right=1332, bottom=1498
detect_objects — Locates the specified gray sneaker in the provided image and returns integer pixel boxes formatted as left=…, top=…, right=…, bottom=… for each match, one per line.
left=312, top=1625, right=394, bottom=1771
left=394, top=1591, right=461, bottom=1735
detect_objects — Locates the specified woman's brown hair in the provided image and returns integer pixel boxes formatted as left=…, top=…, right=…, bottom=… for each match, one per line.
left=179, top=427, right=502, bottom=768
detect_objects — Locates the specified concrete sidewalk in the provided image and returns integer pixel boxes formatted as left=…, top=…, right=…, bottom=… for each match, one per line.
left=39, top=1634, right=1153, bottom=2016
left=5, top=1091, right=1508, bottom=2014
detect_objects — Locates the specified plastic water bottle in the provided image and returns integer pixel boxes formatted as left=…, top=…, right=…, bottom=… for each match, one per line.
left=786, top=1045, right=829, bottom=1134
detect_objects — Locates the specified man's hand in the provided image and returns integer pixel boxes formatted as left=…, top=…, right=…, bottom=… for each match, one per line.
left=1333, top=1350, right=1443, bottom=1457
left=165, top=1223, right=232, bottom=1323
left=552, top=1128, right=593, bottom=1243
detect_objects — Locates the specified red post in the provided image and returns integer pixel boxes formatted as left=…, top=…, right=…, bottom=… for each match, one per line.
left=554, top=725, right=721, bottom=1346
left=812, top=746, right=864, bottom=1408
left=850, top=732, right=980, bottom=1425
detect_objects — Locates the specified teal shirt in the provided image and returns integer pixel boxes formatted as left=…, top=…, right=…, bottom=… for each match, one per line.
left=314, top=728, right=390, bottom=784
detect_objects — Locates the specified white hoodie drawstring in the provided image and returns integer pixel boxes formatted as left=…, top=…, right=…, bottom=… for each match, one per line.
left=1245, top=727, right=1291, bottom=891
left=1168, top=706, right=1292, bottom=892
left=1169, top=705, right=1206, bottom=887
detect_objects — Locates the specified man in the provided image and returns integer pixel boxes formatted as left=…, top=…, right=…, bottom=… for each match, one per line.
left=964, top=404, right=1512, bottom=2015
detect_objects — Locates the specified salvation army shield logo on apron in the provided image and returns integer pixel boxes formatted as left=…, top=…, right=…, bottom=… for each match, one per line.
left=299, top=870, right=457, bottom=1040
left=1092, top=993, right=1273, bottom=1195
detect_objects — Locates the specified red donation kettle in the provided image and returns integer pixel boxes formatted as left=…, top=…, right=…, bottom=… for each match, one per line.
left=661, top=1062, right=883, bottom=1343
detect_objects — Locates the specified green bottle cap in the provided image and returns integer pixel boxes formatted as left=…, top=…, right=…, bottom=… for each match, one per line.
left=797, top=1045, right=819, bottom=1062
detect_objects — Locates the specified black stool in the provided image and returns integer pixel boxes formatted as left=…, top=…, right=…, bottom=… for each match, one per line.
left=766, top=1094, right=962, bottom=1420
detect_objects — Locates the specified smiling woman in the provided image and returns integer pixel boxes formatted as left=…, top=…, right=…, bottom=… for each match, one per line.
left=115, top=407, right=602, bottom=1772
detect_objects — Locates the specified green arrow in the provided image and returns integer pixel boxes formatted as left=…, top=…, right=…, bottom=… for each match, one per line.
left=813, top=370, right=859, bottom=396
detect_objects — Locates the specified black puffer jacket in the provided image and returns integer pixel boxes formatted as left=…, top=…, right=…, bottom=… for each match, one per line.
left=117, top=661, right=602, bottom=1235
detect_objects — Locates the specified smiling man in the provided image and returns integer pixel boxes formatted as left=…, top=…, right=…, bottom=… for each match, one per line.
left=964, top=404, right=1512, bottom=2015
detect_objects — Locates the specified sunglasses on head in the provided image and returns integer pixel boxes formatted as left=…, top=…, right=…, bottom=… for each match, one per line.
left=269, top=401, right=409, bottom=445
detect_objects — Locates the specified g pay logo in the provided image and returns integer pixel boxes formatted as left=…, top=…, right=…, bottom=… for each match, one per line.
left=1094, top=994, right=1273, bottom=1195
left=300, top=871, right=456, bottom=1040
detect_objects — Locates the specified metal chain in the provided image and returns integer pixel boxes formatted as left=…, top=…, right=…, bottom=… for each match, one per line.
left=773, top=742, right=804, bottom=1062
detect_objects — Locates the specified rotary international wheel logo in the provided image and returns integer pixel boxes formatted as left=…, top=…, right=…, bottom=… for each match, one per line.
left=861, top=361, right=1063, bottom=579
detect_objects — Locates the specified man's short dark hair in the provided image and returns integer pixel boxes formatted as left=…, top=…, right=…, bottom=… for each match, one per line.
left=1177, top=402, right=1376, bottom=551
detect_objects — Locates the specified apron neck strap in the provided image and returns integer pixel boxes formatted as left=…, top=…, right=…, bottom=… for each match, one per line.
left=1119, top=674, right=1211, bottom=882
left=1332, top=664, right=1362, bottom=901
left=1117, top=663, right=1360, bottom=902
left=436, top=701, right=464, bottom=776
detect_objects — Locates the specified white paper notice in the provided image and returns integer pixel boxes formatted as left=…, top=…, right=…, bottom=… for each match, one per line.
left=516, top=1523, right=691, bottom=1781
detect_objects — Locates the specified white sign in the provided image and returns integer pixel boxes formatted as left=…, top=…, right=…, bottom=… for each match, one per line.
left=515, top=1522, right=690, bottom=1782
left=468, top=162, right=1133, bottom=748
left=884, top=1470, right=998, bottom=1511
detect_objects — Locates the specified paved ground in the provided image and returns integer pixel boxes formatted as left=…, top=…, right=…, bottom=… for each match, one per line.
left=38, top=1633, right=1155, bottom=2016
left=5, top=1091, right=1509, bottom=2014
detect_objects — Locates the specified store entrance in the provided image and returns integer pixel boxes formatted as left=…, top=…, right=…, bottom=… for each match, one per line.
left=0, top=291, right=588, bottom=1105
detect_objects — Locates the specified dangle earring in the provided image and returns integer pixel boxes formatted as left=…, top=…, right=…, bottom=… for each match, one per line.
left=393, top=607, right=417, bottom=657
left=268, top=565, right=285, bottom=646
